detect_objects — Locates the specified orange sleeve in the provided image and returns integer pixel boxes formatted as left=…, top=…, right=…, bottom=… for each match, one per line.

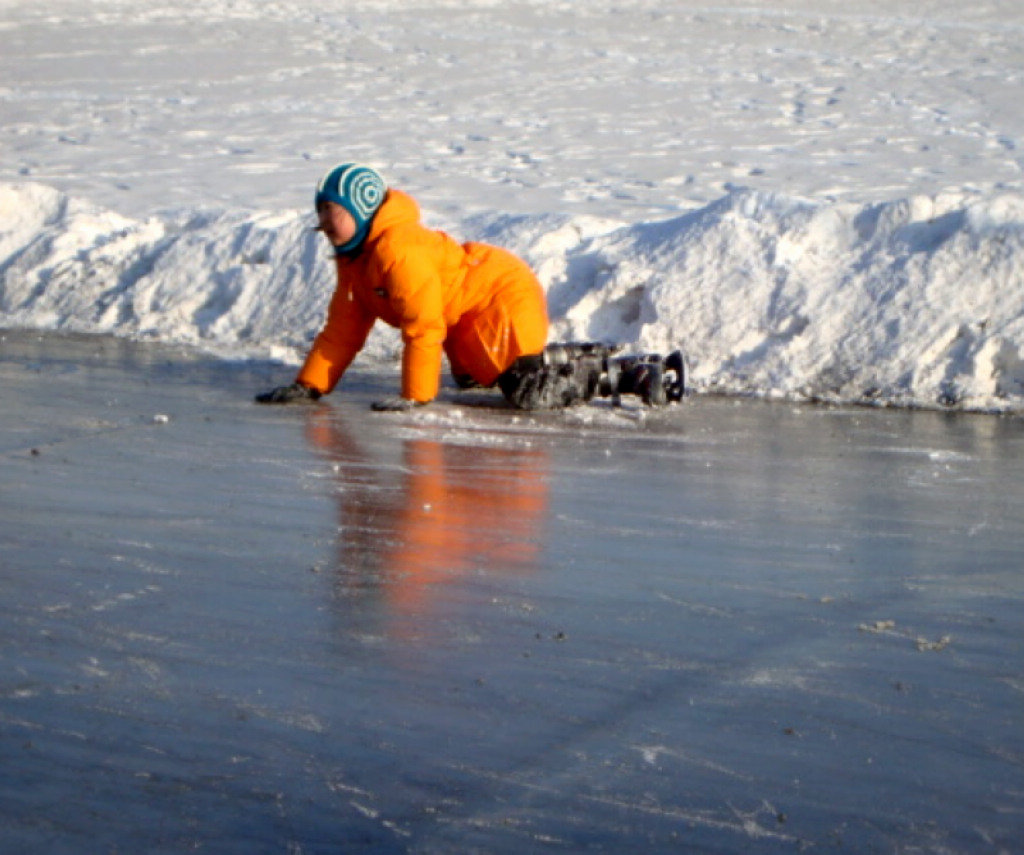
left=385, top=250, right=447, bottom=403
left=296, top=280, right=375, bottom=395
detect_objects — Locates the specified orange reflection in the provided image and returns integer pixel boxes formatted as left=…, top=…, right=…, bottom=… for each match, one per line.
left=305, top=409, right=549, bottom=637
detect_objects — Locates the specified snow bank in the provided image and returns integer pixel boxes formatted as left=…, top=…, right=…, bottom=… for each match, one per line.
left=2, top=181, right=1023, bottom=412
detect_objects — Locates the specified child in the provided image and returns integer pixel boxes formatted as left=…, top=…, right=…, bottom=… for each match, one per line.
left=256, top=164, right=683, bottom=410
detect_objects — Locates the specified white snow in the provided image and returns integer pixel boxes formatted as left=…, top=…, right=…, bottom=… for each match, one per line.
left=2, top=0, right=1023, bottom=411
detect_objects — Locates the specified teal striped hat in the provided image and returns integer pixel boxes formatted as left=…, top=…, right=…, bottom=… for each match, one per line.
left=315, top=163, right=387, bottom=254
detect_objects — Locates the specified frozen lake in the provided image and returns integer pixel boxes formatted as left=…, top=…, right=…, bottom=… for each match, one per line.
left=1, top=330, right=1023, bottom=852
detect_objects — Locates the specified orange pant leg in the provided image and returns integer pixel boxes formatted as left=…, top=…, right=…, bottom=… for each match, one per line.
left=446, top=248, right=549, bottom=386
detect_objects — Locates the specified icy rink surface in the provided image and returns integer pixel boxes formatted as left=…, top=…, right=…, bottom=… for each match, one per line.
left=3, top=1, right=1024, bottom=850
left=2, top=331, right=1023, bottom=853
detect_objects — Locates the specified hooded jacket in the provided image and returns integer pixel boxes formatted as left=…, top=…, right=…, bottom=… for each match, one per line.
left=297, top=189, right=548, bottom=402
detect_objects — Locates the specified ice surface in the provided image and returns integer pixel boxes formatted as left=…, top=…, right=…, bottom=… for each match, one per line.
left=2, top=0, right=1024, bottom=411
left=3, top=0, right=1024, bottom=849
left=2, top=330, right=1023, bottom=852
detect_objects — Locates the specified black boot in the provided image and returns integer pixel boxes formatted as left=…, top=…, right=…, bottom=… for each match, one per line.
left=499, top=352, right=603, bottom=410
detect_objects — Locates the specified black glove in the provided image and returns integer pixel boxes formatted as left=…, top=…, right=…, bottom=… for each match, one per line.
left=255, top=382, right=321, bottom=404
left=371, top=396, right=426, bottom=412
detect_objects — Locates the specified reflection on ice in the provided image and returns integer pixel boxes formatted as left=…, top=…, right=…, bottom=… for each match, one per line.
left=305, top=409, right=548, bottom=640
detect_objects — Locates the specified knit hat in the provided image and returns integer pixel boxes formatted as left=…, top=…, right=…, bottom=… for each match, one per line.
left=315, top=163, right=388, bottom=254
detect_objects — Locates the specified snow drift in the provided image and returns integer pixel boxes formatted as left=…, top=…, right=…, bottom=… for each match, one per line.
left=2, top=181, right=1023, bottom=413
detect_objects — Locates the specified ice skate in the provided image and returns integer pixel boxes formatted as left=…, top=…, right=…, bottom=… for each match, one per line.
left=541, top=341, right=623, bottom=367
left=663, top=350, right=686, bottom=402
left=600, top=349, right=686, bottom=407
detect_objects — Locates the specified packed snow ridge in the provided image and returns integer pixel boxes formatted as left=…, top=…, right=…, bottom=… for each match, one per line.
left=2, top=181, right=1023, bottom=413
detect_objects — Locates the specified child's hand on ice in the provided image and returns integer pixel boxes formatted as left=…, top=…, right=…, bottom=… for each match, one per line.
left=255, top=383, right=321, bottom=404
left=371, top=396, right=426, bottom=412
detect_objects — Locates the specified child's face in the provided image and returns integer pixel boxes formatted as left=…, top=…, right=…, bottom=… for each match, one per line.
left=316, top=201, right=357, bottom=248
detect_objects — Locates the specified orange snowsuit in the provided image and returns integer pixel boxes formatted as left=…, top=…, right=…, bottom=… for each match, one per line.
left=296, top=189, right=549, bottom=402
